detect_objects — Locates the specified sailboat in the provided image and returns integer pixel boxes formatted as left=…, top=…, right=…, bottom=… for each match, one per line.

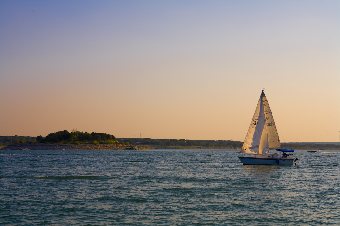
left=238, top=90, right=298, bottom=165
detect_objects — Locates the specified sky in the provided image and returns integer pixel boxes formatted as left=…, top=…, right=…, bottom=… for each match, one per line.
left=0, top=0, right=339, bottom=142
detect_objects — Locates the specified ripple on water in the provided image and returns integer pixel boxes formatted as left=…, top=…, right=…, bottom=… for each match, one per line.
left=0, top=149, right=339, bottom=225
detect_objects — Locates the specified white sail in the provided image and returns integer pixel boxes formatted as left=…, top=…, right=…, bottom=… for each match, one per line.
left=241, top=90, right=280, bottom=154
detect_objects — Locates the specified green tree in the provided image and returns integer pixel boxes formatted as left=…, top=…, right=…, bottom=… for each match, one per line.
left=107, top=139, right=114, bottom=144
left=36, top=135, right=43, bottom=143
left=29, top=139, right=37, bottom=144
left=94, top=135, right=101, bottom=141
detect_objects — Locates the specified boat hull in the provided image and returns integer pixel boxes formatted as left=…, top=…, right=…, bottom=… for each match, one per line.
left=239, top=156, right=296, bottom=165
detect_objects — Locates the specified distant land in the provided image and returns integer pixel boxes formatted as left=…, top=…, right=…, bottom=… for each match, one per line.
left=1, top=130, right=340, bottom=150
left=0, top=130, right=133, bottom=150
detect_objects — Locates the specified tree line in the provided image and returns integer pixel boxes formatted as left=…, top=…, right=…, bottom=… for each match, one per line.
left=281, top=142, right=340, bottom=150
left=2, top=132, right=340, bottom=150
left=0, top=136, right=35, bottom=146
left=36, top=130, right=118, bottom=145
left=117, top=138, right=243, bottom=149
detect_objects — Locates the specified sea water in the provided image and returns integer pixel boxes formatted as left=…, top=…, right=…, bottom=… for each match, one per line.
left=0, top=149, right=339, bottom=225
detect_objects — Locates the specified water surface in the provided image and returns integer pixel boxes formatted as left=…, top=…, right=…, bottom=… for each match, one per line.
left=0, top=149, right=339, bottom=225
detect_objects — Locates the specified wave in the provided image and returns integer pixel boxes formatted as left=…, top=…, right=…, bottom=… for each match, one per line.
left=34, top=175, right=109, bottom=180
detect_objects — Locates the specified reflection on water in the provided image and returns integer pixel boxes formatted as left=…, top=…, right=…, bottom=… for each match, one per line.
left=242, top=164, right=279, bottom=173
left=0, top=149, right=339, bottom=225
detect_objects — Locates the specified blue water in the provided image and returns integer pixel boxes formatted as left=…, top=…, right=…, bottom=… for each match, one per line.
left=0, top=149, right=339, bottom=225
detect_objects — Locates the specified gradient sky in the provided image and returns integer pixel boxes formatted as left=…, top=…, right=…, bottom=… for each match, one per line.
left=1, top=0, right=339, bottom=142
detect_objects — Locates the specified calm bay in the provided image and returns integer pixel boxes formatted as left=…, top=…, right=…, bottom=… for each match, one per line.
left=1, top=149, right=339, bottom=225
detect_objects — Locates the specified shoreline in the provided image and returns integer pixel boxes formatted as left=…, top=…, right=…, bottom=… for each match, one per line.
left=1, top=144, right=236, bottom=151
left=1, top=144, right=339, bottom=151
left=1, top=143, right=146, bottom=150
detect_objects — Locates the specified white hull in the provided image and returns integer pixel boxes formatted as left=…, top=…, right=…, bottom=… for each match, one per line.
left=239, top=155, right=296, bottom=165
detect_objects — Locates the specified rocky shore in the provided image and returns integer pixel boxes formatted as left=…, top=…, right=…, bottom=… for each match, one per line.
left=1, top=143, right=150, bottom=151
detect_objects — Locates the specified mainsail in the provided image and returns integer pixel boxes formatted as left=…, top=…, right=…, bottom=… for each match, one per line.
left=241, top=90, right=280, bottom=154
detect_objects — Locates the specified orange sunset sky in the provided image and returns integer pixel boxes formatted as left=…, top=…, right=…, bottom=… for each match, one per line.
left=1, top=0, right=339, bottom=142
